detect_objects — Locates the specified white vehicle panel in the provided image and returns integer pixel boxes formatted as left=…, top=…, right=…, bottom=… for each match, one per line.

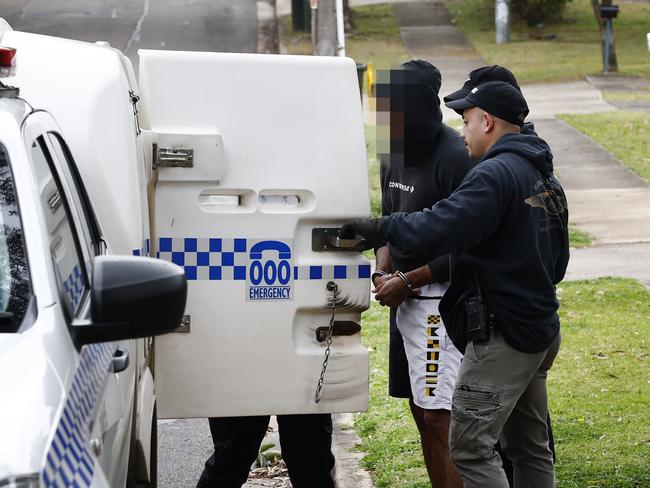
left=0, top=30, right=149, bottom=258
left=140, top=51, right=370, bottom=417
left=0, top=327, right=63, bottom=479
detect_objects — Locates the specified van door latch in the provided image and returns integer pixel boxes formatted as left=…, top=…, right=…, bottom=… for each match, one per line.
left=153, top=143, right=194, bottom=169
left=312, top=228, right=366, bottom=252
left=316, top=320, right=361, bottom=342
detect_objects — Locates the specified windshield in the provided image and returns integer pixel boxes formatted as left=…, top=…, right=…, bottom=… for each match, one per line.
left=0, top=143, right=31, bottom=330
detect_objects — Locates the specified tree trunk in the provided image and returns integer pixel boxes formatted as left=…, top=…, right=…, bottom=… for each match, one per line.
left=590, top=0, right=602, bottom=27
left=343, top=0, right=355, bottom=32
left=592, top=0, right=618, bottom=73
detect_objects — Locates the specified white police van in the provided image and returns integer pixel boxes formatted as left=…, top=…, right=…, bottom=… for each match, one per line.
left=0, top=17, right=370, bottom=488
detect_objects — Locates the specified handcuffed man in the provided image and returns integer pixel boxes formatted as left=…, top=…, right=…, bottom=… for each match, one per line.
left=372, top=59, right=474, bottom=488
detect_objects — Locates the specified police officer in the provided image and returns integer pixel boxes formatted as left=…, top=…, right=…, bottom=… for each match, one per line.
left=445, top=64, right=558, bottom=485
left=342, top=81, right=569, bottom=488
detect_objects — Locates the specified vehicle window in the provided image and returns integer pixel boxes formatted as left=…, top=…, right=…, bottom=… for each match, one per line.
left=29, top=138, right=89, bottom=318
left=0, top=144, right=32, bottom=327
left=47, top=133, right=102, bottom=258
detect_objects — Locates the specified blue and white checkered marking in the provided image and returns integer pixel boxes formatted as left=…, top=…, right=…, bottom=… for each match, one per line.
left=294, top=264, right=371, bottom=280
left=42, top=342, right=114, bottom=487
left=63, top=265, right=84, bottom=312
left=158, top=237, right=248, bottom=281
left=156, top=237, right=370, bottom=281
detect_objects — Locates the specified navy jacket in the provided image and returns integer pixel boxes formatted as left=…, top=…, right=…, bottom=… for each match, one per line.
left=381, top=132, right=570, bottom=352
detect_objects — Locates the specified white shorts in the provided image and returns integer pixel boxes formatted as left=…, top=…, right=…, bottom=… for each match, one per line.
left=396, top=283, right=462, bottom=410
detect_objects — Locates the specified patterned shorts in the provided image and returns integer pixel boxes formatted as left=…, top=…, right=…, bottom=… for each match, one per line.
left=396, top=283, right=462, bottom=410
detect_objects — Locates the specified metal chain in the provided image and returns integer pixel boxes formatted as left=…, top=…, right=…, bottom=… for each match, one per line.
left=314, top=281, right=338, bottom=403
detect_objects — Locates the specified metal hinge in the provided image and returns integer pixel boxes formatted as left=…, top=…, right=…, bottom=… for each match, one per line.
left=152, top=143, right=194, bottom=169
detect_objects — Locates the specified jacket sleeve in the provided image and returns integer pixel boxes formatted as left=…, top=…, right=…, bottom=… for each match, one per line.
left=427, top=255, right=450, bottom=283
left=554, top=245, right=570, bottom=284
left=381, top=160, right=514, bottom=258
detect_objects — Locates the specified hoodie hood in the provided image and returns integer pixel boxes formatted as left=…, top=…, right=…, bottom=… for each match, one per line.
left=522, top=121, right=537, bottom=136
left=483, top=132, right=554, bottom=177
left=384, top=60, right=444, bottom=166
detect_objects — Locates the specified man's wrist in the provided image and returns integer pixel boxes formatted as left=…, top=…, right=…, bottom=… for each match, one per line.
left=393, top=270, right=415, bottom=291
left=404, top=265, right=434, bottom=289
left=371, top=269, right=389, bottom=285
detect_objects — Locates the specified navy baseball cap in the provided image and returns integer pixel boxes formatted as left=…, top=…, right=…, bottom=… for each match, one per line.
left=443, top=65, right=521, bottom=103
left=445, top=81, right=529, bottom=127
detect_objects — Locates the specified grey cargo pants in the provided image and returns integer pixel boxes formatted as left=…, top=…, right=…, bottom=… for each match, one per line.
left=449, top=327, right=561, bottom=488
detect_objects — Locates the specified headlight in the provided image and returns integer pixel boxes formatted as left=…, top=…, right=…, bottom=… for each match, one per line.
left=0, top=475, right=39, bottom=488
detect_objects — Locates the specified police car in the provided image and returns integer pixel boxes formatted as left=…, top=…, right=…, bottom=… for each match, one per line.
left=0, top=17, right=371, bottom=487
left=0, top=53, right=186, bottom=488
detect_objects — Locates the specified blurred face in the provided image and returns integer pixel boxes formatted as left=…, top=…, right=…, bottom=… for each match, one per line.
left=461, top=106, right=489, bottom=158
left=375, top=96, right=404, bottom=140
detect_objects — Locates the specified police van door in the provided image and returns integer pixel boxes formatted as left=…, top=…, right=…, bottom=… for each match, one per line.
left=138, top=51, right=370, bottom=418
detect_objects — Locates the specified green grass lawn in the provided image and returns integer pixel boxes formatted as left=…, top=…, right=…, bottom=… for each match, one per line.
left=357, top=278, right=650, bottom=487
left=445, top=0, right=650, bottom=83
left=559, top=111, right=650, bottom=183
left=569, top=225, right=592, bottom=248
left=603, top=91, right=650, bottom=104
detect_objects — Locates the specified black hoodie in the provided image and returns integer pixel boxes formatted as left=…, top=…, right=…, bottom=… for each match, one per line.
left=379, top=60, right=476, bottom=278
left=381, top=132, right=570, bottom=353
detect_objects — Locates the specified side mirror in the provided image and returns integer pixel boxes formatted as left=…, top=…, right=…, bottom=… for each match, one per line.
left=72, top=255, right=187, bottom=345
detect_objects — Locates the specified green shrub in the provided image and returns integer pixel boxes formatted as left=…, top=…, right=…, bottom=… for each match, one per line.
left=512, top=0, right=572, bottom=26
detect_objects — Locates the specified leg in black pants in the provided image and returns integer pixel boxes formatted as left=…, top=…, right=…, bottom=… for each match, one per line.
left=277, top=414, right=335, bottom=488
left=196, top=416, right=270, bottom=488
left=196, top=414, right=335, bottom=488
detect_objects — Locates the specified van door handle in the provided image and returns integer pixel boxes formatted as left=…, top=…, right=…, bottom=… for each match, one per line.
left=312, top=228, right=367, bottom=252
left=327, top=235, right=366, bottom=249
left=110, top=347, right=129, bottom=373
